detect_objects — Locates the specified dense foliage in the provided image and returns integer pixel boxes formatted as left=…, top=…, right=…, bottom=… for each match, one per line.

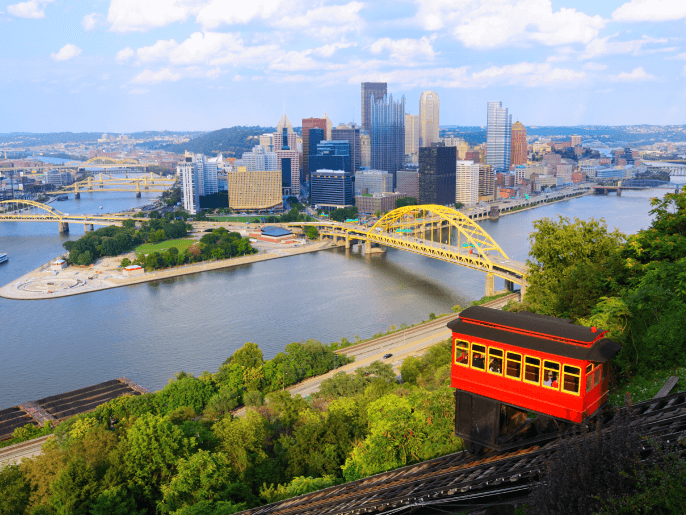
left=63, top=219, right=190, bottom=266
left=132, top=228, right=256, bottom=271
left=518, top=189, right=686, bottom=379
left=395, top=197, right=417, bottom=209
left=161, top=126, right=275, bottom=157
left=328, top=206, right=359, bottom=222
left=0, top=339, right=462, bottom=514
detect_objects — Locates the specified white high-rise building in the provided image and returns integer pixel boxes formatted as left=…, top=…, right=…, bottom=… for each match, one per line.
left=178, top=152, right=219, bottom=214
left=238, top=145, right=278, bottom=172
left=419, top=91, right=440, bottom=147
left=486, top=101, right=512, bottom=172
left=456, top=160, right=479, bottom=206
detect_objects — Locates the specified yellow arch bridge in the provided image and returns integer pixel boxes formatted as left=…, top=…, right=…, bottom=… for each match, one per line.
left=0, top=200, right=146, bottom=234
left=293, top=204, right=528, bottom=297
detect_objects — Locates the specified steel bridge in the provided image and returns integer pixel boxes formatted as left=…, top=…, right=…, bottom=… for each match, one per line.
left=294, top=205, right=528, bottom=296
left=593, top=179, right=681, bottom=196
left=0, top=200, right=145, bottom=233
left=0, top=157, right=154, bottom=174
left=47, top=172, right=175, bottom=198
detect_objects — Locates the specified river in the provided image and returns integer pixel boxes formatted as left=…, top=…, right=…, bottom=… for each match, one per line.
left=1, top=182, right=683, bottom=408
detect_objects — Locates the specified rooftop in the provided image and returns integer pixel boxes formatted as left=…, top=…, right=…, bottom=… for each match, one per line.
left=261, top=227, right=292, bottom=237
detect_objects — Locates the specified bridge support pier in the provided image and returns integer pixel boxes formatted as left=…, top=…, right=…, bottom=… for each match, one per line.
left=345, top=236, right=351, bottom=249
left=485, top=273, right=495, bottom=297
left=520, top=282, right=527, bottom=301
left=136, top=192, right=141, bottom=198
left=364, top=240, right=371, bottom=254
left=617, top=188, right=622, bottom=197
left=74, top=193, right=80, bottom=199
left=58, top=222, right=69, bottom=234
left=505, top=280, right=515, bottom=292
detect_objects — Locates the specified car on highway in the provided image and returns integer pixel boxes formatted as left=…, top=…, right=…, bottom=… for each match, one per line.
left=383, top=353, right=393, bottom=359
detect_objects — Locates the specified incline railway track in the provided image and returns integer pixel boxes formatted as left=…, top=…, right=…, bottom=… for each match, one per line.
left=239, top=390, right=686, bottom=515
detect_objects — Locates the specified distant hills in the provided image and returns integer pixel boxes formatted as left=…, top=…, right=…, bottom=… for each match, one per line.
left=154, top=126, right=275, bottom=157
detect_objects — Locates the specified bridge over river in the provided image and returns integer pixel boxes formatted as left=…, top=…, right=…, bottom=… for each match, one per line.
left=292, top=205, right=528, bottom=297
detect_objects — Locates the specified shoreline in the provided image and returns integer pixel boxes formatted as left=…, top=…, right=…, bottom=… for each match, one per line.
left=0, top=240, right=339, bottom=301
left=0, top=189, right=591, bottom=301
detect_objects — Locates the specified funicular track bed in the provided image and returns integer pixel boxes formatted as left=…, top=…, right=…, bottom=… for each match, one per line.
left=239, top=390, right=686, bottom=515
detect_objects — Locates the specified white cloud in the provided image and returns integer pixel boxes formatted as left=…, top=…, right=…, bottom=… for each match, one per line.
left=277, top=2, right=364, bottom=39
left=51, top=44, right=82, bottom=61
left=580, top=34, right=667, bottom=60
left=583, top=62, right=607, bottom=70
left=312, top=41, right=354, bottom=58
left=107, top=0, right=198, bottom=32
left=269, top=50, right=317, bottom=71
left=129, top=88, right=149, bottom=94
left=666, top=52, right=686, bottom=60
left=7, top=0, right=51, bottom=19
left=133, top=67, right=182, bottom=83
left=612, top=0, right=686, bottom=22
left=416, top=0, right=605, bottom=49
left=196, top=0, right=288, bottom=28
left=611, top=67, right=656, bottom=81
left=116, top=47, right=135, bottom=63
left=82, top=12, right=102, bottom=31
left=370, top=35, right=436, bottom=63
left=135, top=32, right=250, bottom=65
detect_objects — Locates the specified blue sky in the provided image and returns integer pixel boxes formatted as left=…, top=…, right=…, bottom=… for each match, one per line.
left=2, top=0, right=686, bottom=132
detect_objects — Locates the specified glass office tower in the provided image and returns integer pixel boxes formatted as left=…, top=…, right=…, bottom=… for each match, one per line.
left=370, top=93, right=405, bottom=188
left=486, top=101, right=512, bottom=172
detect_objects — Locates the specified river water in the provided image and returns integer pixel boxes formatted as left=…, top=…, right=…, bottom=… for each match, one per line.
left=1, top=182, right=683, bottom=408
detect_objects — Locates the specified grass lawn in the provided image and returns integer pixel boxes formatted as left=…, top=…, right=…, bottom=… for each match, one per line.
left=609, top=366, right=686, bottom=407
left=135, top=238, right=195, bottom=256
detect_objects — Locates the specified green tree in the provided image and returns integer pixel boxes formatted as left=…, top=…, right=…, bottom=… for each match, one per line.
left=120, top=258, right=131, bottom=268
left=49, top=459, right=100, bottom=515
left=225, top=342, right=264, bottom=370
left=125, top=413, right=195, bottom=492
left=396, top=197, right=417, bottom=209
left=0, top=465, right=31, bottom=515
left=159, top=450, right=235, bottom=513
left=304, top=226, right=319, bottom=240
left=525, top=216, right=625, bottom=319
left=212, top=411, right=268, bottom=485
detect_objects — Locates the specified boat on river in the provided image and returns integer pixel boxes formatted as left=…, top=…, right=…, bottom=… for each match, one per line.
left=0, top=253, right=8, bottom=264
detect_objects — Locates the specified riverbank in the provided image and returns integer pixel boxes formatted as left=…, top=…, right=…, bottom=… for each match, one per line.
left=496, top=188, right=592, bottom=218
left=0, top=239, right=338, bottom=300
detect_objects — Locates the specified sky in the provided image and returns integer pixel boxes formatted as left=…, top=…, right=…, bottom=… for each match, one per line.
left=2, top=0, right=686, bottom=133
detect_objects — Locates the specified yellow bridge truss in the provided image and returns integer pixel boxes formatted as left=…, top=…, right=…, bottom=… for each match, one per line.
left=304, top=204, right=527, bottom=286
left=0, top=200, right=145, bottom=226
left=47, top=172, right=175, bottom=195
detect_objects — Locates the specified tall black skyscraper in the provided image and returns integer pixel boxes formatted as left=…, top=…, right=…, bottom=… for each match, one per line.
left=308, top=128, right=325, bottom=156
left=418, top=145, right=456, bottom=205
left=332, top=124, right=361, bottom=172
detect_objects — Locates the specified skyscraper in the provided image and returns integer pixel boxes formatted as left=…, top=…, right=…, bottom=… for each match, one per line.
left=486, top=102, right=512, bottom=172
left=456, top=160, right=479, bottom=206
left=178, top=152, right=218, bottom=214
left=370, top=93, right=405, bottom=188
left=332, top=123, right=361, bottom=172
left=418, top=145, right=456, bottom=205
left=405, top=113, right=419, bottom=157
left=274, top=114, right=299, bottom=197
left=361, top=82, right=387, bottom=132
left=308, top=128, right=324, bottom=156
left=419, top=91, right=440, bottom=147
left=309, top=140, right=351, bottom=176
left=478, top=164, right=495, bottom=201
left=238, top=145, right=278, bottom=172
left=360, top=134, right=371, bottom=168
left=510, top=121, right=527, bottom=168
left=302, top=117, right=327, bottom=178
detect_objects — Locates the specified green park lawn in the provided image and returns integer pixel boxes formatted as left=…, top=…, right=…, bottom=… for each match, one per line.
left=135, top=238, right=195, bottom=256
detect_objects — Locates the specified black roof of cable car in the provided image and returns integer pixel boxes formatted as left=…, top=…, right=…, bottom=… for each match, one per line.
left=456, top=306, right=601, bottom=344
left=448, top=308, right=621, bottom=362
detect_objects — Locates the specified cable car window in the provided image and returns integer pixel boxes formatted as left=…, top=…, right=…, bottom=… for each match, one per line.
left=524, top=356, right=540, bottom=385
left=594, top=366, right=602, bottom=386
left=586, top=368, right=594, bottom=392
left=488, top=348, right=503, bottom=375
left=454, top=340, right=469, bottom=367
left=562, top=365, right=581, bottom=395
left=586, top=364, right=593, bottom=374
left=505, top=352, right=522, bottom=380
left=543, top=361, right=560, bottom=390
left=471, top=344, right=486, bottom=370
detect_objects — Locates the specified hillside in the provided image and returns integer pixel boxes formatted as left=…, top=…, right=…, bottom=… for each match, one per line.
left=156, top=126, right=275, bottom=157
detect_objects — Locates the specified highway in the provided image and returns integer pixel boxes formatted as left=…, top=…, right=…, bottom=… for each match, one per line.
left=235, top=292, right=519, bottom=413
left=0, top=293, right=518, bottom=465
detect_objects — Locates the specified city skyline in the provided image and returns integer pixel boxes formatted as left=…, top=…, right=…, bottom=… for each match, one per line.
left=3, top=0, right=686, bottom=132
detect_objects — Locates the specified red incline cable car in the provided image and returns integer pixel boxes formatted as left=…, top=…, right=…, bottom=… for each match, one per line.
left=448, top=306, right=621, bottom=452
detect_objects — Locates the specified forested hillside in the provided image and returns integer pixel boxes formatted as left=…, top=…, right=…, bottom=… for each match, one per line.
left=158, top=126, right=275, bottom=157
